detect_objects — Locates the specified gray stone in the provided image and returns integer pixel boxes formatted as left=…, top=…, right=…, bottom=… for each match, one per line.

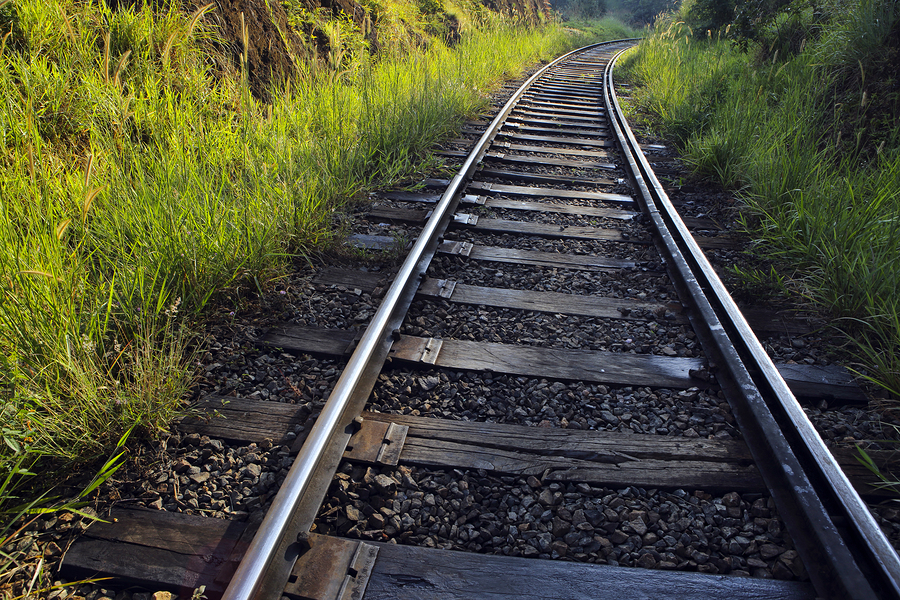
left=747, top=557, right=769, bottom=568
left=637, top=553, right=658, bottom=569
left=374, top=474, right=398, bottom=492
left=759, top=543, right=784, bottom=560
left=550, top=540, right=568, bottom=557
left=242, top=464, right=262, bottom=479
left=418, top=376, right=440, bottom=391
left=627, top=519, right=647, bottom=536
left=189, top=472, right=210, bottom=485
left=551, top=517, right=571, bottom=537
left=772, top=560, right=794, bottom=580
left=721, top=492, right=741, bottom=508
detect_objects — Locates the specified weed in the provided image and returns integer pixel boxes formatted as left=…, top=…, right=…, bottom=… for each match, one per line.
left=725, top=264, right=789, bottom=301
left=1, top=427, right=132, bottom=596
left=857, top=442, right=900, bottom=497
left=620, top=1, right=900, bottom=398
left=0, top=1, right=633, bottom=524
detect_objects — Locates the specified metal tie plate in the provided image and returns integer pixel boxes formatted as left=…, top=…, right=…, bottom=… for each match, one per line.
left=285, top=535, right=379, bottom=600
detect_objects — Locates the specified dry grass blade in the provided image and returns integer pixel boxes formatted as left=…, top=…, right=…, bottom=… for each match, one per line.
left=102, top=31, right=111, bottom=84
left=26, top=145, right=34, bottom=183
left=63, top=10, right=77, bottom=48
left=241, top=12, right=249, bottom=65
left=84, top=153, right=94, bottom=189
left=82, top=187, right=102, bottom=219
left=23, top=555, right=42, bottom=598
left=114, top=49, right=131, bottom=89
left=55, top=219, right=71, bottom=241
left=161, top=30, right=177, bottom=67
left=187, top=3, right=215, bottom=39
left=7, top=577, right=114, bottom=600
left=18, top=270, right=58, bottom=281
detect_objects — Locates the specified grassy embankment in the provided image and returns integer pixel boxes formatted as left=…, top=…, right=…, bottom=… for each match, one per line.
left=0, top=0, right=636, bottom=562
left=564, top=15, right=638, bottom=39
left=618, top=0, right=900, bottom=398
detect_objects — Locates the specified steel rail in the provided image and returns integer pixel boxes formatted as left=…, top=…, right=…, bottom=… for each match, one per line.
left=604, top=47, right=900, bottom=600
left=220, top=39, right=635, bottom=600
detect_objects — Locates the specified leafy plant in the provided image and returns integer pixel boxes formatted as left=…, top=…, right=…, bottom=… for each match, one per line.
left=856, top=444, right=900, bottom=496
left=725, top=264, right=790, bottom=301
left=1, top=426, right=132, bottom=596
left=620, top=0, right=677, bottom=26
left=555, top=0, right=609, bottom=20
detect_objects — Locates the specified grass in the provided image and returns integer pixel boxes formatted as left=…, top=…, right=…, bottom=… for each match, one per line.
left=0, top=3, right=563, bottom=459
left=1, top=425, right=130, bottom=597
left=0, top=0, right=636, bottom=590
left=618, top=1, right=900, bottom=397
left=562, top=16, right=641, bottom=40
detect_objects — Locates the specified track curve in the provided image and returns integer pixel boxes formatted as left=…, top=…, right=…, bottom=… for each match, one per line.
left=60, top=40, right=900, bottom=600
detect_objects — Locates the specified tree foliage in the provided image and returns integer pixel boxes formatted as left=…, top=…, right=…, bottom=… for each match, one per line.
left=553, top=0, right=608, bottom=20
left=684, top=0, right=829, bottom=53
left=682, top=0, right=735, bottom=35
left=620, top=0, right=677, bottom=26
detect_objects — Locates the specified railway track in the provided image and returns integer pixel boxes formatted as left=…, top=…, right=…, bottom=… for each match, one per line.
left=60, top=40, right=900, bottom=600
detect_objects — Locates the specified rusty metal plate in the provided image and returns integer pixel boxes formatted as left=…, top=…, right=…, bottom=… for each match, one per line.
left=418, top=278, right=456, bottom=300
left=284, top=534, right=378, bottom=600
left=419, top=338, right=443, bottom=364
left=337, top=540, right=378, bottom=600
left=343, top=419, right=391, bottom=463
left=388, top=335, right=443, bottom=365
left=437, top=240, right=473, bottom=257
left=453, top=213, right=479, bottom=226
left=375, top=422, right=408, bottom=466
left=343, top=419, right=409, bottom=466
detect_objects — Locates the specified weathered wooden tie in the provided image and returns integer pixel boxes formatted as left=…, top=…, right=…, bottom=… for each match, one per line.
left=178, top=397, right=888, bottom=498
left=62, top=511, right=816, bottom=600
left=259, top=324, right=864, bottom=403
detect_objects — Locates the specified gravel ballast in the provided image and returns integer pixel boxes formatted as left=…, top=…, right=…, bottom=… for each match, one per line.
left=314, top=463, right=807, bottom=580
left=13, top=47, right=900, bottom=600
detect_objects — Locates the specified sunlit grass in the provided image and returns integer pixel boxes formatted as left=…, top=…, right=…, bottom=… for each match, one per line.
left=619, top=4, right=900, bottom=397
left=0, top=0, right=631, bottom=535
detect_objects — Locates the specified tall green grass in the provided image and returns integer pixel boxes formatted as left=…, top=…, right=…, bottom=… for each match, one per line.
left=0, top=0, right=611, bottom=525
left=619, top=2, right=900, bottom=396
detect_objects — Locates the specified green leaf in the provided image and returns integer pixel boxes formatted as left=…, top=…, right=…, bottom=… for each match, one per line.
left=77, top=424, right=135, bottom=500
left=3, top=436, right=21, bottom=454
left=855, top=444, right=882, bottom=478
left=63, top=507, right=109, bottom=523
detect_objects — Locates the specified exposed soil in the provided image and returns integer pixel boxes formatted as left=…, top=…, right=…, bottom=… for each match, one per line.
left=199, top=0, right=305, bottom=101
left=106, top=0, right=534, bottom=101
left=190, top=0, right=536, bottom=100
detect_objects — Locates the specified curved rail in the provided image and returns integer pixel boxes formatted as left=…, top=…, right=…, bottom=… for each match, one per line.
left=220, top=38, right=899, bottom=600
left=604, top=47, right=900, bottom=600
left=221, top=38, right=638, bottom=600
